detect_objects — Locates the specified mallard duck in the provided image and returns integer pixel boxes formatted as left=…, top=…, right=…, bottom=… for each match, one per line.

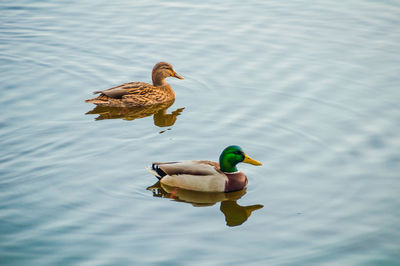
left=85, top=62, right=183, bottom=107
left=148, top=145, right=262, bottom=192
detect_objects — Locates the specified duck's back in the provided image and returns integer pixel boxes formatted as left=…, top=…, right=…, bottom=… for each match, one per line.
left=152, top=160, right=227, bottom=192
left=86, top=82, right=174, bottom=107
left=96, top=82, right=151, bottom=98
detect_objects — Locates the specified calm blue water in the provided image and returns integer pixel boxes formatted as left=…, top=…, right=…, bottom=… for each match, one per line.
left=1, top=1, right=400, bottom=265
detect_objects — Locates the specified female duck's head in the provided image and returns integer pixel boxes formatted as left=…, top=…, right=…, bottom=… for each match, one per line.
left=219, top=145, right=262, bottom=173
left=152, top=62, right=184, bottom=86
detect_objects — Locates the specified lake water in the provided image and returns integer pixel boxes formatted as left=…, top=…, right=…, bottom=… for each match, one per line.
left=1, top=1, right=400, bottom=265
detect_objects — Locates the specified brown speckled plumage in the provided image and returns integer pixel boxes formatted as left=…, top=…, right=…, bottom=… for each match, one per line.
left=85, top=62, right=183, bottom=107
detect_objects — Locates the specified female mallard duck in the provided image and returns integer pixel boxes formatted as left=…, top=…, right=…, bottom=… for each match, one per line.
left=149, top=145, right=262, bottom=192
left=85, top=62, right=183, bottom=107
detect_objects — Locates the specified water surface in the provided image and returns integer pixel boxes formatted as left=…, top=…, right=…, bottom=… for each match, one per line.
left=1, top=1, right=400, bottom=265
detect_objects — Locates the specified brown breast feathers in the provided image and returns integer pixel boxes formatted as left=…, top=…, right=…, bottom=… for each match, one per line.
left=224, top=172, right=248, bottom=192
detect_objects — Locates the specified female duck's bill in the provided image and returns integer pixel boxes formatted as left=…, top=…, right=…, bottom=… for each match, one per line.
left=173, top=73, right=184, bottom=79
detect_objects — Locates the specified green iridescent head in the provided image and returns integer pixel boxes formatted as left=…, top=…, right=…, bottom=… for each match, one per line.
left=219, top=145, right=262, bottom=173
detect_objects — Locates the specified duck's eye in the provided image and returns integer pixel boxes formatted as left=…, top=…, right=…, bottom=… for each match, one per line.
left=234, top=151, right=242, bottom=155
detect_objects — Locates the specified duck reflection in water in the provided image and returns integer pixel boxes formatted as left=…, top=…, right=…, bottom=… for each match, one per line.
left=147, top=181, right=263, bottom=227
left=86, top=100, right=184, bottom=127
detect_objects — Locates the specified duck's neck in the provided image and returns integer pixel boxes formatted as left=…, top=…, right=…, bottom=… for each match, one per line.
left=152, top=72, right=167, bottom=86
left=219, top=157, right=238, bottom=173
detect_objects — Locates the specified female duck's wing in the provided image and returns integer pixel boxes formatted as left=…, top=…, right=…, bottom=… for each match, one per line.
left=93, top=82, right=152, bottom=99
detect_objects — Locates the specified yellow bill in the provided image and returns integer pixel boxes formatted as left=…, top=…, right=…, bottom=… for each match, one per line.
left=243, top=154, right=262, bottom=166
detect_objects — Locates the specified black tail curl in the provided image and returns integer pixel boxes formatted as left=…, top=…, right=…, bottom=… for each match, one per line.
left=152, top=164, right=167, bottom=179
